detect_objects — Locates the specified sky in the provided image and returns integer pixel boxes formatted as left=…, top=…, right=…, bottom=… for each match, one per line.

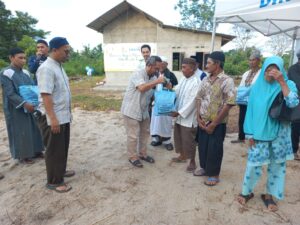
left=2, top=0, right=269, bottom=53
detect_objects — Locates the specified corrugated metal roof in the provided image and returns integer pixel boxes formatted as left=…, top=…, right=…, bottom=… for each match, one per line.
left=87, top=0, right=235, bottom=45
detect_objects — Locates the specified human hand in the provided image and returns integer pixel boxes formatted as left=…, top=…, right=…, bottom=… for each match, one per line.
left=23, top=103, right=35, bottom=113
left=268, top=69, right=284, bottom=83
left=157, top=74, right=165, bottom=84
left=205, top=122, right=217, bottom=134
left=165, top=82, right=172, bottom=90
left=50, top=117, right=60, bottom=134
left=197, top=116, right=206, bottom=130
left=248, top=138, right=255, bottom=148
left=171, top=111, right=179, bottom=117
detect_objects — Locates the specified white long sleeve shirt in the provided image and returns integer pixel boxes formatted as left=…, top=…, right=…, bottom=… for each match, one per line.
left=175, top=73, right=201, bottom=128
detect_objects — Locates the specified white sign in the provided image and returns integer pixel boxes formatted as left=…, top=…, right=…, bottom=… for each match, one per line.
left=103, top=43, right=157, bottom=71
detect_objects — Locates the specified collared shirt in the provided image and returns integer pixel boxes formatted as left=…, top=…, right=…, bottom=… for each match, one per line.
left=196, top=71, right=236, bottom=123
left=175, top=73, right=201, bottom=128
left=121, top=69, right=156, bottom=121
left=239, top=69, right=260, bottom=87
left=36, top=57, right=72, bottom=125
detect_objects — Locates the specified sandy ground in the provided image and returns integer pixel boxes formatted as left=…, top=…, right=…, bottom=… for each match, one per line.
left=0, top=109, right=300, bottom=225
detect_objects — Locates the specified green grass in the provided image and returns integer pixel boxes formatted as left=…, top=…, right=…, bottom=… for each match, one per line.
left=70, top=76, right=122, bottom=111
left=0, top=76, right=123, bottom=113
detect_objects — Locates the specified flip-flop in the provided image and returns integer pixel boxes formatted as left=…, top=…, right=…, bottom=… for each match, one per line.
left=140, top=156, right=155, bottom=163
left=204, top=177, right=220, bottom=186
left=64, top=170, right=76, bottom=177
left=129, top=159, right=143, bottom=168
left=171, top=157, right=187, bottom=163
left=193, top=168, right=206, bottom=176
left=46, top=183, right=72, bottom=193
left=294, top=154, right=300, bottom=161
left=238, top=193, right=254, bottom=205
left=261, top=194, right=278, bottom=211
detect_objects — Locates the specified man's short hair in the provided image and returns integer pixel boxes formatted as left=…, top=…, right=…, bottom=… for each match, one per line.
left=208, top=51, right=225, bottom=69
left=9, top=47, right=24, bottom=56
left=37, top=39, right=48, bottom=47
left=182, top=58, right=197, bottom=68
left=141, top=44, right=151, bottom=52
left=146, top=55, right=162, bottom=66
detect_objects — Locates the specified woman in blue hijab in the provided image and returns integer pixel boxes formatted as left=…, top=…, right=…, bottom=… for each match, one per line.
left=237, top=56, right=299, bottom=212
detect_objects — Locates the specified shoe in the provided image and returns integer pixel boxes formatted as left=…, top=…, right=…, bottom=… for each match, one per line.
left=151, top=141, right=162, bottom=146
left=231, top=139, right=245, bottom=144
left=165, top=143, right=174, bottom=151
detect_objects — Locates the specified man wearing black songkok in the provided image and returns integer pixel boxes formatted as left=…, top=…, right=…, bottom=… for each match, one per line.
left=194, top=51, right=236, bottom=186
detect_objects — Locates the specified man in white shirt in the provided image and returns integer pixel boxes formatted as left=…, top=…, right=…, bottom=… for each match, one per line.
left=231, top=50, right=261, bottom=143
left=171, top=58, right=201, bottom=172
left=136, top=44, right=151, bottom=70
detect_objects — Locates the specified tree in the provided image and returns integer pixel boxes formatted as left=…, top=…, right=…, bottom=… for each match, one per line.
left=231, top=25, right=256, bottom=50
left=0, top=0, right=49, bottom=61
left=17, top=35, right=36, bottom=57
left=267, top=34, right=292, bottom=56
left=174, top=0, right=215, bottom=31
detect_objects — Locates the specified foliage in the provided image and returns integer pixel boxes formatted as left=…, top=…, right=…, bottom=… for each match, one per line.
left=231, top=25, right=256, bottom=50
left=17, top=35, right=36, bottom=57
left=224, top=47, right=258, bottom=76
left=267, top=34, right=292, bottom=56
left=174, top=0, right=215, bottom=31
left=64, top=44, right=104, bottom=76
left=0, top=1, right=49, bottom=61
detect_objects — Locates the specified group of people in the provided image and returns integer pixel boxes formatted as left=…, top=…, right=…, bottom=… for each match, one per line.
left=0, top=39, right=300, bottom=212
left=0, top=37, right=74, bottom=193
left=121, top=44, right=300, bottom=212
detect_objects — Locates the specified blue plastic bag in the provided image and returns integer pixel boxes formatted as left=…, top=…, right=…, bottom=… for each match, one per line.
left=236, top=86, right=251, bottom=105
left=19, top=85, right=40, bottom=112
left=154, top=89, right=176, bottom=116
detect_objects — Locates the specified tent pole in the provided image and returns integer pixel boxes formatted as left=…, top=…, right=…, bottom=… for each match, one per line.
left=210, top=17, right=217, bottom=53
left=289, top=30, right=297, bottom=67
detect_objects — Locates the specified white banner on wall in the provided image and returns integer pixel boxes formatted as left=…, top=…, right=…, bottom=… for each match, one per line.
left=104, top=43, right=157, bottom=72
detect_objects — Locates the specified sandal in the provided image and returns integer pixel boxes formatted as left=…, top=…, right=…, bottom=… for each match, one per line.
left=171, top=157, right=186, bottom=163
left=46, top=183, right=72, bottom=193
left=193, top=168, right=206, bottom=176
left=19, top=158, right=34, bottom=164
left=165, top=143, right=174, bottom=151
left=237, top=193, right=254, bottom=205
left=64, top=170, right=75, bottom=177
left=294, top=153, right=300, bottom=161
left=140, top=156, right=155, bottom=163
left=151, top=141, right=162, bottom=146
left=261, top=194, right=278, bottom=212
left=129, top=159, right=143, bottom=168
left=204, top=177, right=220, bottom=186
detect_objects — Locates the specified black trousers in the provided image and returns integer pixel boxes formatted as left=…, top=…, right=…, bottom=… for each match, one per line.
left=238, top=104, right=247, bottom=140
left=37, top=114, right=70, bottom=185
left=291, top=122, right=300, bottom=153
left=197, top=123, right=226, bottom=177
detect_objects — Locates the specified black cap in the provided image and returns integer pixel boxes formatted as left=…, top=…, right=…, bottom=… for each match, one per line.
left=208, top=51, right=225, bottom=63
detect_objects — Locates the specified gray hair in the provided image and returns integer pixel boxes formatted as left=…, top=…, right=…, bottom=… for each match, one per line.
left=250, top=50, right=261, bottom=60
left=146, top=55, right=162, bottom=66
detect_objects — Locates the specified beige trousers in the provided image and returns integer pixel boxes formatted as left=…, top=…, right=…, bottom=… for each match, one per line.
left=174, top=123, right=197, bottom=159
left=123, top=115, right=150, bottom=160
